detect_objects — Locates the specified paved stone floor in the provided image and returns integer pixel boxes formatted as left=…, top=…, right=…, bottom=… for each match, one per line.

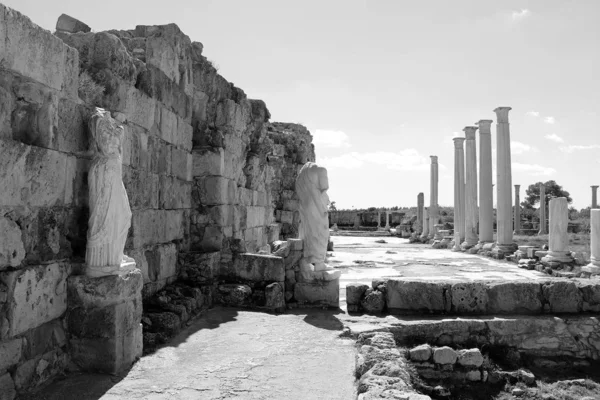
left=31, top=235, right=551, bottom=400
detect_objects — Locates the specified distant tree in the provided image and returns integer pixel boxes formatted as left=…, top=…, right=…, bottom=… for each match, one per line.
left=568, top=207, right=579, bottom=220
left=328, top=201, right=337, bottom=212
left=367, top=207, right=377, bottom=212
left=521, top=180, right=572, bottom=209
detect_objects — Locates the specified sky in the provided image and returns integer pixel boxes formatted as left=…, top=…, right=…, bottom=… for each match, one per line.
left=6, top=0, right=599, bottom=210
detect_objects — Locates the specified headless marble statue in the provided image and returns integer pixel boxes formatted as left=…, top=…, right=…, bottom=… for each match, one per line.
left=296, top=162, right=331, bottom=272
left=85, top=108, right=134, bottom=277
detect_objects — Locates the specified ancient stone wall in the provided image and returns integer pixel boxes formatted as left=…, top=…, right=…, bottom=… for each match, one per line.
left=0, top=4, right=314, bottom=396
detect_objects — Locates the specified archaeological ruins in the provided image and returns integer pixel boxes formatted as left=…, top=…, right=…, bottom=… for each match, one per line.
left=1, top=3, right=600, bottom=400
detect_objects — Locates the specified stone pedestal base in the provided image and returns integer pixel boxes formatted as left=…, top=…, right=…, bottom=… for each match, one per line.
left=491, top=243, right=518, bottom=259
left=295, top=265, right=340, bottom=307
left=542, top=251, right=574, bottom=264
left=67, top=268, right=143, bottom=374
left=582, top=264, right=600, bottom=275
left=86, top=258, right=136, bottom=278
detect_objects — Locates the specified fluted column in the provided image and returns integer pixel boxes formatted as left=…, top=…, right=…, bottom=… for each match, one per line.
left=428, top=156, right=439, bottom=239
left=592, top=186, right=599, bottom=209
left=420, top=208, right=429, bottom=239
left=542, top=197, right=573, bottom=263
left=452, top=138, right=466, bottom=251
left=538, top=184, right=547, bottom=235
left=494, top=107, right=517, bottom=254
left=462, top=126, right=478, bottom=249
left=514, top=185, right=521, bottom=234
left=478, top=120, right=493, bottom=244
left=417, top=192, right=424, bottom=233
left=583, top=209, right=600, bottom=274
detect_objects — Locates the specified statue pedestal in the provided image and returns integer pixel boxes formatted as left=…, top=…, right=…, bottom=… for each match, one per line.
left=86, top=258, right=137, bottom=278
left=294, top=264, right=340, bottom=308
left=67, top=267, right=143, bottom=374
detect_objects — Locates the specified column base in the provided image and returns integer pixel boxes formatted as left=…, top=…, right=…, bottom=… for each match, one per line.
left=541, top=251, right=574, bottom=264
left=294, top=262, right=340, bottom=308
left=491, top=243, right=518, bottom=259
left=582, top=264, right=600, bottom=275
left=67, top=268, right=143, bottom=374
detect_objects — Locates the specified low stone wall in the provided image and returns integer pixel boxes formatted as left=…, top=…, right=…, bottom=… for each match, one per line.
left=347, top=279, right=600, bottom=315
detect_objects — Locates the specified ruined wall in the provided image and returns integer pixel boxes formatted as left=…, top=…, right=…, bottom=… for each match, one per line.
left=0, top=4, right=314, bottom=396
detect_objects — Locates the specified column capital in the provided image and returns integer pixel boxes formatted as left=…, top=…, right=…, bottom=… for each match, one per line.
left=515, top=184, right=520, bottom=190
left=493, top=107, right=512, bottom=123
left=592, top=185, right=599, bottom=189
left=477, top=120, right=493, bottom=134
left=430, top=155, right=438, bottom=163
left=453, top=137, right=465, bottom=148
left=463, top=126, right=478, bottom=140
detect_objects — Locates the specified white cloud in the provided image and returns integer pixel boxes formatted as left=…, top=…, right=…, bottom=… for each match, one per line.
left=513, top=162, right=556, bottom=176
left=560, top=144, right=600, bottom=153
left=526, top=111, right=540, bottom=117
left=321, top=149, right=430, bottom=171
left=511, top=141, right=538, bottom=155
left=545, top=134, right=564, bottom=143
left=511, top=9, right=531, bottom=21
left=544, top=116, right=556, bottom=124
left=312, top=129, right=351, bottom=148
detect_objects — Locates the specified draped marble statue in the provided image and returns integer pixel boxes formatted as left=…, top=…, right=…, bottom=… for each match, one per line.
left=85, top=108, right=135, bottom=277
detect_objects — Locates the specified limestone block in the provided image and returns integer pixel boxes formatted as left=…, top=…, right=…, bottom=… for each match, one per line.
left=361, top=290, right=385, bottom=313
left=578, top=281, right=600, bottom=312
left=158, top=106, right=177, bottom=144
left=265, top=282, right=285, bottom=311
left=195, top=176, right=235, bottom=205
left=346, top=283, right=369, bottom=306
left=124, top=86, right=156, bottom=131
left=288, top=239, right=303, bottom=251
left=195, top=225, right=223, bottom=252
left=451, top=282, right=488, bottom=314
left=294, top=280, right=339, bottom=307
left=178, top=118, right=193, bottom=151
left=136, top=64, right=191, bottom=122
left=208, top=205, right=234, bottom=226
left=69, top=299, right=141, bottom=339
left=1, top=4, right=79, bottom=97
left=230, top=253, right=284, bottom=282
left=145, top=35, right=179, bottom=85
left=144, top=243, right=177, bottom=283
left=165, top=210, right=184, bottom=242
left=216, top=99, right=247, bottom=134
left=0, top=217, right=25, bottom=268
left=131, top=210, right=165, bottom=248
left=283, top=199, right=299, bottom=211
left=56, top=14, right=91, bottom=33
left=216, top=284, right=252, bottom=307
left=278, top=210, right=294, bottom=225
left=466, top=370, right=481, bottom=381
left=542, top=281, right=582, bottom=313
left=171, top=147, right=191, bottom=181
left=0, top=338, right=23, bottom=373
left=158, top=176, right=191, bottom=209
left=0, top=372, right=16, bottom=400
left=386, top=280, right=448, bottom=314
left=70, top=323, right=142, bottom=374
left=0, top=140, right=74, bottom=207
left=56, top=98, right=89, bottom=154
left=67, top=269, right=142, bottom=308
left=123, top=168, right=159, bottom=210
left=487, top=282, right=542, bottom=314
left=239, top=187, right=253, bottom=206
left=433, top=347, right=458, bottom=365
left=457, top=349, right=483, bottom=367
left=409, top=344, right=432, bottom=361
left=0, top=264, right=69, bottom=338
left=267, top=223, right=281, bottom=244
left=178, top=251, right=220, bottom=285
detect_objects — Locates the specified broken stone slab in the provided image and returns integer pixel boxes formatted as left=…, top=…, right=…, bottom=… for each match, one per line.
left=55, top=14, right=91, bottom=34
left=294, top=279, right=339, bottom=308
left=346, top=283, right=369, bottom=307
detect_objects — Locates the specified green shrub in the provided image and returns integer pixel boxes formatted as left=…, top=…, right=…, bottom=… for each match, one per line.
left=78, top=70, right=105, bottom=106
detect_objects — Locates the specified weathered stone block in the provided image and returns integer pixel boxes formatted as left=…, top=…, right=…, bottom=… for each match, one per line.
left=69, top=299, right=142, bottom=339
left=487, top=282, right=542, bottom=314
left=195, top=176, right=235, bottom=205
left=131, top=209, right=165, bottom=248
left=144, top=243, right=177, bottom=283
left=216, top=284, right=252, bottom=307
left=179, top=251, right=220, bottom=285
left=346, top=283, right=369, bottom=306
left=171, top=147, right=190, bottom=181
left=21, top=319, right=66, bottom=360
left=287, top=239, right=303, bottom=251
left=433, top=346, right=457, bottom=365
left=451, top=282, right=488, bottom=314
left=542, top=281, right=582, bottom=313
left=386, top=280, right=448, bottom=314
left=158, top=106, right=177, bottom=144
left=0, top=338, right=23, bottom=373
left=192, top=147, right=224, bottom=177
left=0, top=372, right=16, bottom=400
left=56, top=14, right=91, bottom=34
left=265, top=282, right=285, bottom=311
left=361, top=290, right=385, bottom=313
left=158, top=175, right=191, bottom=209
left=123, top=168, right=159, bottom=210
left=578, top=281, right=600, bottom=312
left=0, top=264, right=69, bottom=338
left=457, top=349, right=484, bottom=367
left=409, top=344, right=432, bottom=362
left=1, top=4, right=79, bottom=97
left=294, top=280, right=339, bottom=307
left=231, top=253, right=285, bottom=282
left=124, top=86, right=156, bottom=131
left=0, top=140, right=74, bottom=207
left=56, top=98, right=89, bottom=154
left=0, top=217, right=25, bottom=269
left=135, top=64, right=191, bottom=122
left=67, top=269, right=143, bottom=309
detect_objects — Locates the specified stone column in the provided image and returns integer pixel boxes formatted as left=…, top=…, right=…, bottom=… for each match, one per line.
left=493, top=107, right=517, bottom=255
left=478, top=120, right=494, bottom=244
left=377, top=212, right=381, bottom=228
left=592, top=185, right=599, bottom=209
left=538, top=184, right=547, bottom=235
left=542, top=197, right=573, bottom=263
left=462, top=126, right=478, bottom=249
left=514, top=184, right=521, bottom=234
left=420, top=208, right=429, bottom=239
left=385, top=211, right=390, bottom=229
left=583, top=209, right=600, bottom=274
left=417, top=192, right=424, bottom=233
left=428, top=156, right=439, bottom=239
left=452, top=138, right=466, bottom=251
